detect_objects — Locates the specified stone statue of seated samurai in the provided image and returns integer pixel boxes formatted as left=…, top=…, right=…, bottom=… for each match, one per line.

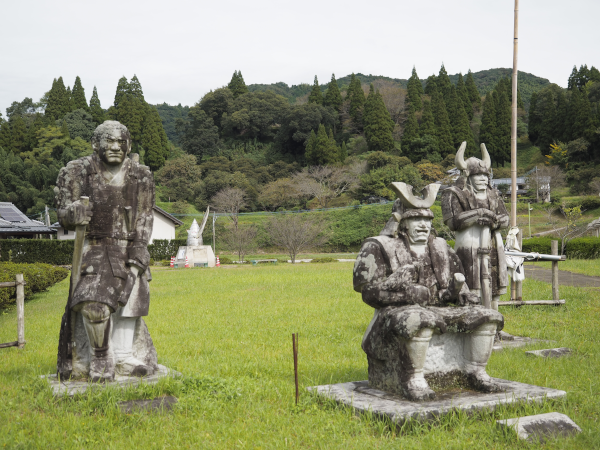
left=353, top=182, right=504, bottom=401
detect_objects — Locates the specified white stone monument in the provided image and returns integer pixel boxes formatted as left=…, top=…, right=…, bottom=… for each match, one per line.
left=174, top=207, right=215, bottom=268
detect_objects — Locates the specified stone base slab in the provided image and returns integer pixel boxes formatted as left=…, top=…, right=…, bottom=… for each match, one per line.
left=308, top=379, right=566, bottom=423
left=497, top=412, right=581, bottom=442
left=525, top=348, right=572, bottom=358
left=41, top=364, right=181, bottom=396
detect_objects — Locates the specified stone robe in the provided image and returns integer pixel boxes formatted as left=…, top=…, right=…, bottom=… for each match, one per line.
left=353, top=233, right=503, bottom=361
left=441, top=186, right=509, bottom=296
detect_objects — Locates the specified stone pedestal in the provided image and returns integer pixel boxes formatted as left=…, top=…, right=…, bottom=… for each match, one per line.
left=174, top=245, right=215, bottom=268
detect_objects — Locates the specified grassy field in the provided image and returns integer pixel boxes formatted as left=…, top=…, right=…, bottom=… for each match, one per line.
left=525, top=260, right=600, bottom=278
left=1, top=263, right=599, bottom=449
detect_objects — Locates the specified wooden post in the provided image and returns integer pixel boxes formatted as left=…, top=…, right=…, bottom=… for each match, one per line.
left=516, top=231, right=523, bottom=301
left=16, top=274, right=25, bottom=349
left=551, top=240, right=559, bottom=301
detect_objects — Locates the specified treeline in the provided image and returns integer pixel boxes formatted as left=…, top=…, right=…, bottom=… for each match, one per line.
left=0, top=75, right=170, bottom=214
left=528, top=64, right=600, bottom=194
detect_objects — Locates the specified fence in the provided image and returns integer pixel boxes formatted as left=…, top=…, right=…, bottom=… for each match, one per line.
left=0, top=274, right=25, bottom=349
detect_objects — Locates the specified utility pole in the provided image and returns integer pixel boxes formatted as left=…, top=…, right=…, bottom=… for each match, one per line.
left=510, top=0, right=519, bottom=228
left=212, top=212, right=217, bottom=255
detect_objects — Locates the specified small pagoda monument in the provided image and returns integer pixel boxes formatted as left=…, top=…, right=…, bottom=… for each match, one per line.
left=174, top=207, right=215, bottom=268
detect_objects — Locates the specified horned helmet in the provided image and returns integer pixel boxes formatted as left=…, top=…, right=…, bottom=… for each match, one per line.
left=455, top=141, right=491, bottom=177
left=379, top=182, right=440, bottom=236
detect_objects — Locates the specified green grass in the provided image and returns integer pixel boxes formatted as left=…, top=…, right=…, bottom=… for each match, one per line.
left=1, top=263, right=599, bottom=448
left=525, top=260, right=600, bottom=278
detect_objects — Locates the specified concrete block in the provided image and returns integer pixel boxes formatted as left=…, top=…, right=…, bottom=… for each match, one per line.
left=497, top=412, right=581, bottom=442
left=525, top=347, right=572, bottom=358
left=118, top=395, right=178, bottom=413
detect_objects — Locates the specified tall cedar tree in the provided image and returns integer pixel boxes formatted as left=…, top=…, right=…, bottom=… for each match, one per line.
left=114, top=77, right=129, bottom=108
left=527, top=92, right=540, bottom=143
left=305, top=124, right=338, bottom=165
left=437, top=65, right=453, bottom=105
left=323, top=74, right=342, bottom=110
left=363, top=84, right=376, bottom=135
left=364, top=89, right=395, bottom=152
left=424, top=75, right=438, bottom=96
left=65, top=87, right=75, bottom=113
left=308, top=76, right=323, bottom=105
left=407, top=67, right=423, bottom=111
left=45, top=77, right=70, bottom=121
left=304, top=129, right=317, bottom=162
left=0, top=121, right=11, bottom=150
left=554, top=90, right=569, bottom=142
left=494, top=88, right=512, bottom=166
left=89, top=87, right=105, bottom=125
left=228, top=71, right=248, bottom=99
left=465, top=70, right=481, bottom=110
left=431, top=91, right=454, bottom=157
left=402, top=107, right=419, bottom=150
left=339, top=141, right=347, bottom=163
left=10, top=116, right=27, bottom=154
left=142, top=106, right=170, bottom=171
left=71, top=76, right=89, bottom=111
left=448, top=86, right=476, bottom=154
left=347, top=74, right=365, bottom=126
left=117, top=93, right=145, bottom=150
left=419, top=100, right=436, bottom=137
left=25, top=114, right=45, bottom=152
left=479, top=91, right=497, bottom=161
left=456, top=73, right=473, bottom=119
left=129, top=75, right=145, bottom=102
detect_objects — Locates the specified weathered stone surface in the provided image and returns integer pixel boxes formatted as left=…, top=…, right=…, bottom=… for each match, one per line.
left=308, top=379, right=566, bottom=424
left=118, top=395, right=178, bottom=413
left=525, top=348, right=572, bottom=358
left=42, top=364, right=181, bottom=397
left=497, top=412, right=581, bottom=442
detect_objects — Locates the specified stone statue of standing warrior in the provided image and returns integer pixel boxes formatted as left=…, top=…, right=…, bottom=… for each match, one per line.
left=442, top=142, right=509, bottom=310
left=55, top=121, right=158, bottom=381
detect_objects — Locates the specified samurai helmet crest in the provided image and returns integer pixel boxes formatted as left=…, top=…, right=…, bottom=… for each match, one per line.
left=455, top=141, right=491, bottom=177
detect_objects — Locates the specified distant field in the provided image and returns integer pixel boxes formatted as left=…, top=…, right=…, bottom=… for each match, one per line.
left=1, top=263, right=598, bottom=448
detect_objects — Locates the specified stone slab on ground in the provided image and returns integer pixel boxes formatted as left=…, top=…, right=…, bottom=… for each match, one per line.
left=308, top=379, right=566, bottom=423
left=526, top=348, right=572, bottom=358
left=497, top=412, right=581, bottom=442
left=492, top=332, right=552, bottom=352
left=118, top=395, right=178, bottom=413
left=41, top=364, right=181, bottom=396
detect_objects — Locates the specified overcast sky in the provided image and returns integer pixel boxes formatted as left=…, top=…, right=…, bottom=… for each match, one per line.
left=1, top=0, right=598, bottom=116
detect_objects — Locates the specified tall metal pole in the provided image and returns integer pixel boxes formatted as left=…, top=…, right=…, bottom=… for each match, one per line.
left=510, top=0, right=519, bottom=227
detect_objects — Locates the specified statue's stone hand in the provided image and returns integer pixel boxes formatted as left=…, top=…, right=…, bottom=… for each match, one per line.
left=458, top=291, right=480, bottom=306
left=65, top=200, right=93, bottom=227
left=383, top=265, right=418, bottom=291
left=476, top=217, right=495, bottom=227
left=406, top=285, right=431, bottom=306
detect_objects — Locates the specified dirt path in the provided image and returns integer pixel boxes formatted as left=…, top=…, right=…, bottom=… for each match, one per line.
left=526, top=265, right=600, bottom=288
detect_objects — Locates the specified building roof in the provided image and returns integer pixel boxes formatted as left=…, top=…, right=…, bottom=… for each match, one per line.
left=152, top=205, right=184, bottom=226
left=0, top=202, right=56, bottom=236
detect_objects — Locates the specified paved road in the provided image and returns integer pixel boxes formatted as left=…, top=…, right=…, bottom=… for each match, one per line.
left=526, top=265, right=600, bottom=288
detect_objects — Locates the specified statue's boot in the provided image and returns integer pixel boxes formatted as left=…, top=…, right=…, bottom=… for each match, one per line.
left=112, top=316, right=151, bottom=377
left=80, top=303, right=114, bottom=382
left=401, top=328, right=435, bottom=401
left=464, top=322, right=502, bottom=392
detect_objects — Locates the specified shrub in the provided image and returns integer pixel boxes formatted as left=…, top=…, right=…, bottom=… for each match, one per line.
left=565, top=238, right=600, bottom=259
left=0, top=240, right=75, bottom=265
left=147, top=239, right=187, bottom=261
left=218, top=256, right=234, bottom=265
left=0, top=262, right=68, bottom=308
left=311, top=257, right=337, bottom=263
left=521, top=237, right=553, bottom=254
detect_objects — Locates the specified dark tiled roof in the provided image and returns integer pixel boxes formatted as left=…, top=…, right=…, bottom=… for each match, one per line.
left=152, top=205, right=184, bottom=226
left=0, top=202, right=56, bottom=235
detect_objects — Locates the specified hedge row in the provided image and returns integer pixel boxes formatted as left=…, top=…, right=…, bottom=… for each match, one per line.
left=522, top=237, right=600, bottom=259
left=0, top=262, right=69, bottom=308
left=148, top=239, right=187, bottom=261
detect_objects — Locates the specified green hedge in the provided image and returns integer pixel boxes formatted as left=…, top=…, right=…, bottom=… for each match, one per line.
left=147, top=239, right=187, bottom=261
left=0, top=262, right=69, bottom=308
left=522, top=237, right=600, bottom=259
left=0, top=240, right=75, bottom=265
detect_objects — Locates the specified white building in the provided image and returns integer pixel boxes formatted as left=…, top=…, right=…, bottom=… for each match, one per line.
left=53, top=205, right=183, bottom=243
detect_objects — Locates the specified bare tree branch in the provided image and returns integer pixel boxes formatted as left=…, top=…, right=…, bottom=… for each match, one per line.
left=267, top=214, right=328, bottom=263
left=211, top=187, right=247, bottom=230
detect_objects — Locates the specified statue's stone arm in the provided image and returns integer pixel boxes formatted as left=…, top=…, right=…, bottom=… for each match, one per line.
left=127, top=166, right=155, bottom=272
left=442, top=194, right=497, bottom=231
left=353, top=241, right=430, bottom=309
left=54, top=160, right=92, bottom=230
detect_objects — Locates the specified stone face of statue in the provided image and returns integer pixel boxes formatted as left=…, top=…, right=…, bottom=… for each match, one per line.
left=469, top=174, right=489, bottom=193
left=96, top=127, right=130, bottom=166
left=405, top=217, right=432, bottom=245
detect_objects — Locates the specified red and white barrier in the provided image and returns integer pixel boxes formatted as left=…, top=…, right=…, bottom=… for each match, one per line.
left=184, top=256, right=189, bottom=268
left=170, top=256, right=175, bottom=268
left=216, top=255, right=220, bottom=267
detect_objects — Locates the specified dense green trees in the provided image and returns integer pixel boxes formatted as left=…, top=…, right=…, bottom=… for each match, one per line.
left=308, top=76, right=323, bottom=105
left=71, top=77, right=88, bottom=111
left=45, top=77, right=69, bottom=121
left=89, top=87, right=105, bottom=125
left=228, top=70, right=248, bottom=98
left=324, top=74, right=342, bottom=110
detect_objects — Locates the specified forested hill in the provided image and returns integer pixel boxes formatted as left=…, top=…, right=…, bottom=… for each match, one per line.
left=247, top=69, right=550, bottom=110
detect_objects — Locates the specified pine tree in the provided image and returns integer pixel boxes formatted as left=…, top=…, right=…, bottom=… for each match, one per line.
left=142, top=106, right=169, bottom=171
left=449, top=86, right=476, bottom=154
left=129, top=75, right=146, bottom=102
left=308, top=76, right=323, bottom=105
left=402, top=107, right=419, bottom=150
left=431, top=91, right=454, bottom=158
left=419, top=100, right=436, bottom=137
left=494, top=88, right=512, bottom=166
left=479, top=92, right=498, bottom=160
left=305, top=124, right=339, bottom=165
left=424, top=75, right=438, bottom=96
left=71, top=76, right=89, bottom=111
left=567, top=66, right=579, bottom=90
left=89, top=86, right=105, bottom=125
left=465, top=70, right=481, bottom=110
left=65, top=86, right=75, bottom=113
left=304, top=129, right=317, bottom=163
left=114, top=76, right=130, bottom=109
left=323, top=74, right=342, bottom=110
left=364, top=91, right=395, bottom=152
left=407, top=67, right=423, bottom=110
left=456, top=73, right=472, bottom=119
left=339, top=141, right=347, bottom=163
left=363, top=84, right=376, bottom=140
left=590, top=66, right=600, bottom=83
left=45, top=77, right=70, bottom=121
left=228, top=70, right=248, bottom=98
left=326, top=129, right=340, bottom=165
left=347, top=74, right=365, bottom=125
left=437, top=64, right=453, bottom=104
left=10, top=116, right=27, bottom=154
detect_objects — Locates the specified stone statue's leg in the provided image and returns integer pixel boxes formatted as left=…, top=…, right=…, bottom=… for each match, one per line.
left=463, top=322, right=502, bottom=392
left=79, top=302, right=114, bottom=382
left=491, top=295, right=500, bottom=311
left=112, top=308, right=151, bottom=377
left=402, top=328, right=436, bottom=401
